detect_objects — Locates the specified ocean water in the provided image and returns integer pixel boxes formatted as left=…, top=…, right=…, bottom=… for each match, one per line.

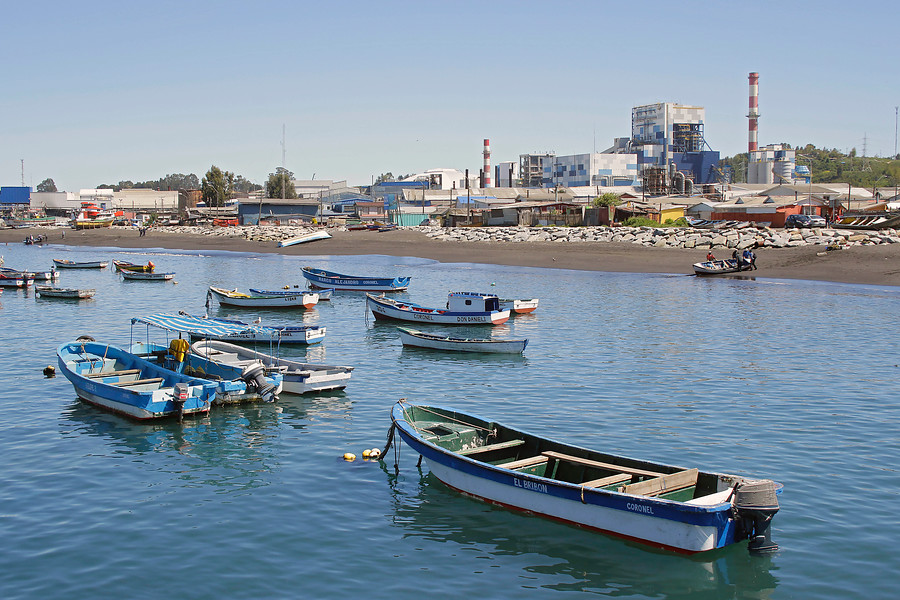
left=0, top=240, right=897, bottom=599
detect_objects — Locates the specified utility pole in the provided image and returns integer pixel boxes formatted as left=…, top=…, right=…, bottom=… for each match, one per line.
left=281, top=124, right=287, bottom=201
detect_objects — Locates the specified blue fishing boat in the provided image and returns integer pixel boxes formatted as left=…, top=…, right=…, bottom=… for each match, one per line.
left=57, top=339, right=278, bottom=420
left=387, top=401, right=782, bottom=555
left=132, top=313, right=326, bottom=345
left=301, top=266, right=410, bottom=292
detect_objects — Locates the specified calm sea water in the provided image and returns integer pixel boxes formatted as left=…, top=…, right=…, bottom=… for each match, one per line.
left=0, top=240, right=897, bottom=599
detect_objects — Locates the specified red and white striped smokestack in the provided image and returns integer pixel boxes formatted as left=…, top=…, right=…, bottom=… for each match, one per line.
left=483, top=139, right=492, bottom=188
left=748, top=72, right=760, bottom=153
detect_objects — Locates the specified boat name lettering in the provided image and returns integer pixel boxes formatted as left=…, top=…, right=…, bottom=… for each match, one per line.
left=513, top=478, right=548, bottom=493
left=332, top=279, right=379, bottom=285
left=414, top=314, right=435, bottom=321
left=626, top=503, right=654, bottom=515
left=456, top=316, right=486, bottom=323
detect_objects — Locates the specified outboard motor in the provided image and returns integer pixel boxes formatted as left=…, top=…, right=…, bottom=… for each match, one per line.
left=173, top=382, right=189, bottom=421
left=733, top=479, right=780, bottom=554
left=241, top=362, right=277, bottom=403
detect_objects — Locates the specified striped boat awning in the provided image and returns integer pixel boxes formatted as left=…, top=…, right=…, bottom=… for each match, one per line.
left=132, top=313, right=268, bottom=337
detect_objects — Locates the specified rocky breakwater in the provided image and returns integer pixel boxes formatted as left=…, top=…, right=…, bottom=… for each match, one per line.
left=421, top=224, right=900, bottom=249
left=161, top=225, right=329, bottom=244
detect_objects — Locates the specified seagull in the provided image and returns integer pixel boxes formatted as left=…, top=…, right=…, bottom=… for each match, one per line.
left=253, top=317, right=262, bottom=324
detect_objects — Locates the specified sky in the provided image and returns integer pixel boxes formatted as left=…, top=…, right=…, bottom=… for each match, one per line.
left=2, top=0, right=898, bottom=192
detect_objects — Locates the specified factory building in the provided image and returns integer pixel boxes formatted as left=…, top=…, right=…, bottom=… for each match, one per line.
left=542, top=153, right=639, bottom=188
left=747, top=144, right=809, bottom=185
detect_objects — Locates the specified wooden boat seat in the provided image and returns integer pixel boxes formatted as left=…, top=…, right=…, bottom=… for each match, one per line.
left=109, top=377, right=164, bottom=387
left=459, top=439, right=525, bottom=456
left=87, top=369, right=142, bottom=378
left=499, top=455, right=549, bottom=470
left=582, top=473, right=633, bottom=488
left=619, top=468, right=699, bottom=497
left=541, top=451, right=664, bottom=478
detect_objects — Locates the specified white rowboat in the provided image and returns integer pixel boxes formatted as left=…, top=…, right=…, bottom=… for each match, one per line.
left=397, top=327, right=527, bottom=354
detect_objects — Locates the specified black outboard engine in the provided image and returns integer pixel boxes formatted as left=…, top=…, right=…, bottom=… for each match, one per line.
left=733, top=479, right=780, bottom=554
left=241, top=362, right=277, bottom=403
left=172, top=382, right=189, bottom=421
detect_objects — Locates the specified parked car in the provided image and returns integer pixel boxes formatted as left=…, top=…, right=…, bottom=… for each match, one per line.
left=785, top=214, right=825, bottom=228
left=807, top=215, right=827, bottom=227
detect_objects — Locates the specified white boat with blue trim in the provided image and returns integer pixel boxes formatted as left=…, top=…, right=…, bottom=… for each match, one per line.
left=387, top=401, right=782, bottom=555
left=397, top=327, right=527, bottom=354
left=367, top=292, right=510, bottom=325
left=251, top=287, right=332, bottom=301
left=191, top=339, right=353, bottom=395
left=207, top=286, right=319, bottom=308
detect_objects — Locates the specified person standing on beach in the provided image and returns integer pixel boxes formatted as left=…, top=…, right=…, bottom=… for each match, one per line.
left=707, top=251, right=715, bottom=261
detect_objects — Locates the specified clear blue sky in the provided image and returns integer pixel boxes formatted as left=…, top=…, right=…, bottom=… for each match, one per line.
left=2, top=0, right=897, bottom=191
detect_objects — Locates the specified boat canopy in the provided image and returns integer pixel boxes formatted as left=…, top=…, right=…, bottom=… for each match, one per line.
left=132, top=313, right=266, bottom=337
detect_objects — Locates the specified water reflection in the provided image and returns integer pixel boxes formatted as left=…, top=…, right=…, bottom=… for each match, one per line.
left=60, top=400, right=282, bottom=458
left=383, top=467, right=778, bottom=598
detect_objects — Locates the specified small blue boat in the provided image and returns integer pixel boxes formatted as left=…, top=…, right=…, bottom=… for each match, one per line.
left=301, top=266, right=410, bottom=292
left=57, top=339, right=275, bottom=420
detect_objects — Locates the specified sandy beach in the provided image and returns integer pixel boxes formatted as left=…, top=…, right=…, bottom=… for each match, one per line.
left=4, top=226, right=900, bottom=287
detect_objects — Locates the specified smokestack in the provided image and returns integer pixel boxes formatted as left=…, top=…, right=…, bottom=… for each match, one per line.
left=748, top=72, right=760, bottom=153
left=483, top=139, right=492, bottom=188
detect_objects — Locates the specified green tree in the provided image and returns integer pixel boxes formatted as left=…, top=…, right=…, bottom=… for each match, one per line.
left=266, top=167, right=297, bottom=199
left=592, top=192, right=621, bottom=208
left=374, top=172, right=395, bottom=184
left=201, top=165, right=235, bottom=207
left=36, top=178, right=57, bottom=192
left=234, top=175, right=263, bottom=194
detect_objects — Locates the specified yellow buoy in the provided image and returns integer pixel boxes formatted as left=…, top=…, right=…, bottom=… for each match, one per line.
left=343, top=453, right=356, bottom=462
left=43, top=365, right=56, bottom=377
left=362, top=449, right=372, bottom=459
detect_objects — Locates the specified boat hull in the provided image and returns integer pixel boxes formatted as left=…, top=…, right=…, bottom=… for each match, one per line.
left=302, top=267, right=410, bottom=292
left=57, top=341, right=219, bottom=420
left=398, top=328, right=526, bottom=353
left=208, top=287, right=318, bottom=308
left=693, top=259, right=752, bottom=275
left=391, top=403, right=778, bottom=555
left=122, top=272, right=174, bottom=281
left=367, top=294, right=509, bottom=325
left=52, top=259, right=108, bottom=269
left=277, top=232, right=332, bottom=247
left=191, top=340, right=352, bottom=394
left=36, top=286, right=95, bottom=299
left=499, top=298, right=539, bottom=314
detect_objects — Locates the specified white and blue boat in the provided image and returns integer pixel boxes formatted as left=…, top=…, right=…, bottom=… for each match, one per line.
left=366, top=291, right=510, bottom=325
left=301, top=266, right=410, bottom=292
left=250, top=287, right=332, bottom=301
left=57, top=339, right=278, bottom=420
left=388, top=401, right=782, bottom=555
left=132, top=313, right=326, bottom=345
